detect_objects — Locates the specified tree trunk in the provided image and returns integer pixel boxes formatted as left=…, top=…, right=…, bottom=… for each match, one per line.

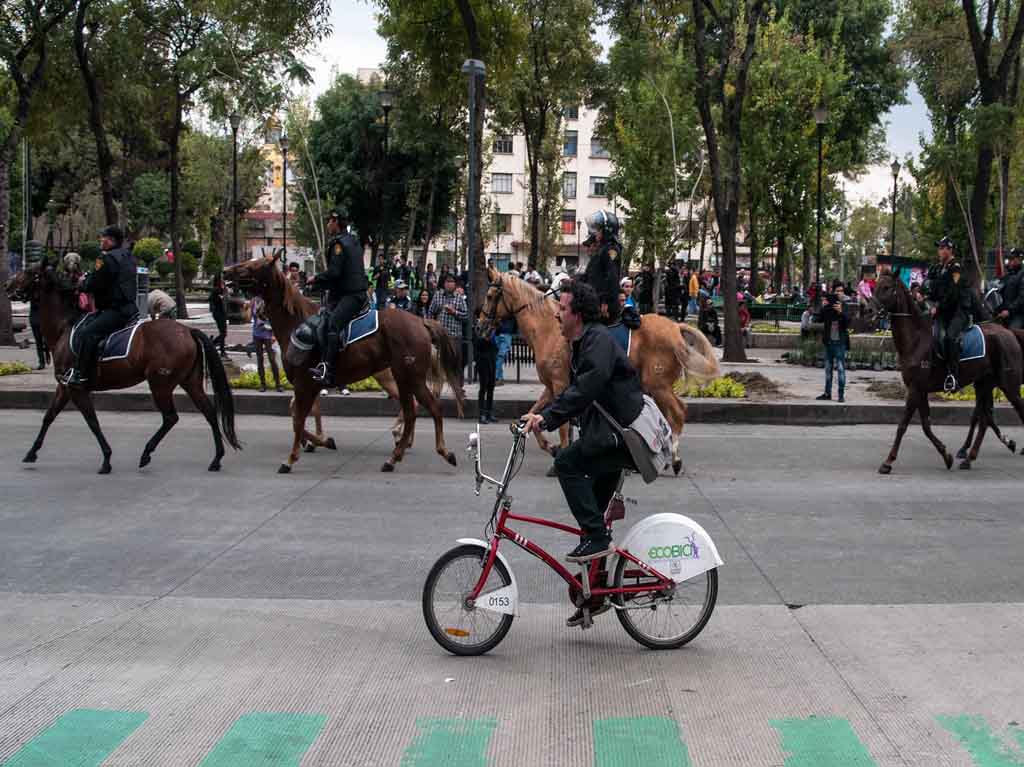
left=749, top=198, right=759, bottom=295
left=774, top=231, right=785, bottom=292
left=942, top=111, right=960, bottom=236
left=401, top=179, right=422, bottom=263
left=419, top=174, right=437, bottom=280
left=698, top=202, right=709, bottom=273
left=0, top=155, right=14, bottom=344
left=968, top=141, right=994, bottom=287
left=170, top=86, right=188, bottom=319
left=74, top=0, right=117, bottom=226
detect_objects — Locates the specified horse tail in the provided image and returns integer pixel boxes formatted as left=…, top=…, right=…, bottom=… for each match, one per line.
left=424, top=319, right=465, bottom=418
left=675, top=323, right=721, bottom=385
left=190, top=328, right=243, bottom=450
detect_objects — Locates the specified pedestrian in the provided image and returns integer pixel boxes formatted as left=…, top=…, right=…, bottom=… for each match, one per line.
left=387, top=280, right=413, bottom=311
left=287, top=262, right=301, bottom=287
left=252, top=296, right=283, bottom=392
left=208, top=273, right=229, bottom=359
left=634, top=263, right=654, bottom=314
left=63, top=252, right=92, bottom=313
left=429, top=273, right=468, bottom=384
left=413, top=288, right=432, bottom=318
left=494, top=316, right=514, bottom=387
left=698, top=295, right=721, bottom=347
left=737, top=292, right=752, bottom=348
left=425, top=262, right=438, bottom=292
left=620, top=276, right=636, bottom=309
left=372, top=258, right=391, bottom=308
left=688, top=267, right=700, bottom=316
left=816, top=282, right=849, bottom=402
left=663, top=262, right=681, bottom=319
left=474, top=307, right=498, bottom=423
left=147, top=288, right=177, bottom=320
left=998, top=248, right=1024, bottom=329
left=28, top=289, right=49, bottom=370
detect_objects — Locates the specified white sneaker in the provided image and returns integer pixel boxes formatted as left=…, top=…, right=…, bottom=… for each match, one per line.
left=341, top=388, right=351, bottom=396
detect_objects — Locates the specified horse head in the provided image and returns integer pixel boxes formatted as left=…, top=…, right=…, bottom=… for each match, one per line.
left=478, top=268, right=510, bottom=337
left=223, top=254, right=278, bottom=296
left=872, top=272, right=910, bottom=315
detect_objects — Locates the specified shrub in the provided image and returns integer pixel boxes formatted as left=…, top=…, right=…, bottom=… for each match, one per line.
left=0, top=361, right=32, bottom=376
left=133, top=237, right=163, bottom=267
left=78, top=241, right=101, bottom=263
left=182, top=239, right=202, bottom=259
left=676, top=375, right=747, bottom=399
left=202, top=251, right=223, bottom=277
left=155, top=259, right=174, bottom=278
left=230, top=371, right=383, bottom=392
left=939, top=384, right=1024, bottom=402
left=180, top=250, right=199, bottom=286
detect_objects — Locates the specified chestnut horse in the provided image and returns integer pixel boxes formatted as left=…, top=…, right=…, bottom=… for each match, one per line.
left=478, top=269, right=720, bottom=473
left=7, top=266, right=241, bottom=473
left=224, top=256, right=463, bottom=473
left=873, top=272, right=1024, bottom=473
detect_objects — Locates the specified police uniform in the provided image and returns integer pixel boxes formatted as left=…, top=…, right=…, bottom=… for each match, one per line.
left=582, top=211, right=623, bottom=324
left=999, top=251, right=1024, bottom=329
left=66, top=227, right=138, bottom=386
left=309, top=218, right=369, bottom=385
left=925, top=243, right=971, bottom=388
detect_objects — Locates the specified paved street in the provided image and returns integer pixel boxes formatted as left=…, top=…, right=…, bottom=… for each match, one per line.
left=1, top=411, right=1023, bottom=765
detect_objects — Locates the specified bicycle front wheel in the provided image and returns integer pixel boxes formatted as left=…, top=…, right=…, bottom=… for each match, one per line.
left=422, top=544, right=514, bottom=656
left=612, top=556, right=718, bottom=650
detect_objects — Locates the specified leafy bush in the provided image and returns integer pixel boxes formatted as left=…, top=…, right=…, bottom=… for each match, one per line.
left=154, top=259, right=174, bottom=278
left=182, top=239, right=202, bottom=258
left=751, top=323, right=798, bottom=334
left=0, top=361, right=32, bottom=376
left=230, top=371, right=383, bottom=392
left=78, top=242, right=101, bottom=263
left=180, top=250, right=199, bottom=286
left=132, top=237, right=163, bottom=267
left=676, top=375, right=747, bottom=399
left=202, top=251, right=223, bottom=277
left=939, top=384, right=1024, bottom=402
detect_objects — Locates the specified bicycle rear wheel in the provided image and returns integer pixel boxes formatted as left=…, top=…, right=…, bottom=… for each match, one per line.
left=612, top=556, right=717, bottom=650
left=422, top=544, right=514, bottom=656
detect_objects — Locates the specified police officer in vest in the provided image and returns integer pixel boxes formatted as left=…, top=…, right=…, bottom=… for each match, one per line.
left=581, top=210, right=622, bottom=324
left=64, top=225, right=138, bottom=387
left=925, top=236, right=972, bottom=391
left=998, top=247, right=1024, bottom=329
left=309, top=209, right=369, bottom=388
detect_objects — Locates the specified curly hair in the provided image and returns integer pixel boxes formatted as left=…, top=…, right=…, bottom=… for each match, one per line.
left=564, top=279, right=601, bottom=323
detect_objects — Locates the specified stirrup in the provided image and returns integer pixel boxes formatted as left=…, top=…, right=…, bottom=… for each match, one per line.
left=944, top=374, right=958, bottom=393
left=309, top=362, right=328, bottom=382
left=61, top=368, right=87, bottom=387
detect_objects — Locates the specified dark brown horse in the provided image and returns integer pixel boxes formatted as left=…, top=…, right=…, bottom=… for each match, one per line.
left=224, top=256, right=463, bottom=473
left=6, top=266, right=241, bottom=473
left=873, top=272, right=1024, bottom=473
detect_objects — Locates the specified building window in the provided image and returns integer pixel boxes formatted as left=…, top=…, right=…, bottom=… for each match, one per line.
left=590, top=137, right=610, bottom=158
left=561, top=210, right=577, bottom=235
left=565, top=104, right=579, bottom=120
left=562, top=172, right=577, bottom=200
left=589, top=176, right=608, bottom=197
left=492, top=172, right=513, bottom=194
left=494, top=134, right=514, bottom=154
left=563, top=130, right=578, bottom=157
left=495, top=213, right=512, bottom=234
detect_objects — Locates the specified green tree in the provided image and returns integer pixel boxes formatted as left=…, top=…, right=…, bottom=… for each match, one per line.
left=127, top=171, right=170, bottom=237
left=132, top=236, right=163, bottom=267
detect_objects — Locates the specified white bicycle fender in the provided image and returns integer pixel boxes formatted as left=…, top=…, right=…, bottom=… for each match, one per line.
left=456, top=538, right=519, bottom=616
left=616, top=514, right=723, bottom=584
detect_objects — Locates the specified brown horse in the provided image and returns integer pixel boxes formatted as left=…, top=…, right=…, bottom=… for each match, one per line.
left=873, top=272, right=1024, bottom=473
left=478, top=269, right=720, bottom=473
left=224, top=256, right=463, bottom=473
left=6, top=266, right=241, bottom=473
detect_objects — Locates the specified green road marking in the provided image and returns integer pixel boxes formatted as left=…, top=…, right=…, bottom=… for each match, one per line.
left=400, top=718, right=498, bottom=767
left=199, top=712, right=327, bottom=767
left=593, top=717, right=691, bottom=767
left=1, top=708, right=147, bottom=767
left=771, top=716, right=878, bottom=767
left=937, top=714, right=1024, bottom=766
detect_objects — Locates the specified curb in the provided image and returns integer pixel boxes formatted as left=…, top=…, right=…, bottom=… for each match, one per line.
left=0, top=388, right=1011, bottom=426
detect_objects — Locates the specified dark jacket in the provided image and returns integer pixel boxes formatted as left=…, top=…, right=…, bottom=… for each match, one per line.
left=83, top=246, right=137, bottom=316
left=583, top=240, right=621, bottom=306
left=926, top=261, right=971, bottom=321
left=314, top=233, right=368, bottom=300
left=1001, top=264, right=1024, bottom=316
left=820, top=296, right=849, bottom=348
left=663, top=266, right=682, bottom=298
left=208, top=284, right=227, bottom=322
left=474, top=328, right=498, bottom=362
left=540, top=323, right=644, bottom=456
left=634, top=270, right=654, bottom=303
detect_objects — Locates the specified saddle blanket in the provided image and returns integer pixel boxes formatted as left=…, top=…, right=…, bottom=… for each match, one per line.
left=343, top=308, right=378, bottom=346
left=607, top=322, right=632, bottom=355
left=70, top=315, right=148, bottom=362
left=934, top=323, right=985, bottom=362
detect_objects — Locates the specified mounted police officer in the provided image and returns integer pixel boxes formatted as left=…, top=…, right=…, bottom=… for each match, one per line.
left=998, top=247, right=1024, bottom=329
left=64, top=225, right=138, bottom=387
left=924, top=236, right=972, bottom=392
left=581, top=210, right=622, bottom=324
left=308, top=209, right=369, bottom=388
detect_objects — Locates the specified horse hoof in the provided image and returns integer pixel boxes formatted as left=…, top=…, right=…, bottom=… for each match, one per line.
left=1008, top=440, right=1016, bottom=453
left=956, top=447, right=967, bottom=460
left=22, top=452, right=37, bottom=464
left=446, top=451, right=457, bottom=467
left=878, top=464, right=892, bottom=475
left=278, top=463, right=292, bottom=474
left=208, top=462, right=221, bottom=472
left=381, top=462, right=395, bottom=472
left=672, top=460, right=683, bottom=475
left=139, top=454, right=151, bottom=468
left=959, top=460, right=971, bottom=470
left=325, top=438, right=337, bottom=450
left=303, top=444, right=316, bottom=453
left=944, top=453, right=954, bottom=470
left=98, top=465, right=112, bottom=475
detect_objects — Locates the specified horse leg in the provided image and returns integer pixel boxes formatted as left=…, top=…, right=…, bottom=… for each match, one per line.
left=139, top=383, right=180, bottom=470
left=281, top=388, right=316, bottom=474
left=960, top=382, right=997, bottom=468
left=414, top=378, right=456, bottom=467
left=917, top=397, right=954, bottom=470
left=957, top=407, right=980, bottom=460
left=651, top=385, right=687, bottom=475
left=383, top=386, right=416, bottom=472
left=69, top=390, right=113, bottom=474
left=180, top=375, right=225, bottom=471
left=879, top=393, right=919, bottom=475
left=312, top=397, right=335, bottom=450
left=376, top=372, right=410, bottom=448
left=24, top=385, right=70, bottom=463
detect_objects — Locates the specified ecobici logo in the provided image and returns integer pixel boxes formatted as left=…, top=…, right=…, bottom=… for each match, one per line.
left=647, top=534, right=700, bottom=561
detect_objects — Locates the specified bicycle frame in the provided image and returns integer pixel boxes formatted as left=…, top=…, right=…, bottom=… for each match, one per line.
left=466, top=424, right=675, bottom=604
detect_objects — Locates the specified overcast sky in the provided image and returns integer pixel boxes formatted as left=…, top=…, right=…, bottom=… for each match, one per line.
left=313, top=0, right=931, bottom=208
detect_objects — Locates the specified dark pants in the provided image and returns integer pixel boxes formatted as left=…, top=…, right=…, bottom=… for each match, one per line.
left=943, top=312, right=968, bottom=379
left=476, top=354, right=496, bottom=415
left=824, top=341, right=846, bottom=397
left=328, top=293, right=367, bottom=335
left=553, top=439, right=636, bottom=540
left=30, top=313, right=47, bottom=367
left=255, top=337, right=280, bottom=387
left=665, top=293, right=682, bottom=319
left=76, top=309, right=131, bottom=377
left=638, top=300, right=653, bottom=315
left=212, top=313, right=228, bottom=355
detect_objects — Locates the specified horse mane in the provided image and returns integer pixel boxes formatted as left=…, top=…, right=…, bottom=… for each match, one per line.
left=42, top=269, right=84, bottom=328
left=271, top=264, right=317, bottom=319
left=499, top=273, right=557, bottom=318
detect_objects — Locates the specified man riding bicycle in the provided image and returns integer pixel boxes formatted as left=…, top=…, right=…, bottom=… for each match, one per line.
left=522, top=280, right=643, bottom=625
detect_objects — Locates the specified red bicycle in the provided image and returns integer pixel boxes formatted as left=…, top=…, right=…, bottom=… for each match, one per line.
left=422, top=421, right=722, bottom=655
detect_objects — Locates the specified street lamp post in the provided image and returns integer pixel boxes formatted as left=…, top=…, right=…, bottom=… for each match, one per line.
left=376, top=90, right=394, bottom=269
left=279, top=134, right=289, bottom=265
left=229, top=112, right=240, bottom=266
left=462, top=58, right=487, bottom=382
left=814, top=102, right=828, bottom=302
left=890, top=158, right=901, bottom=263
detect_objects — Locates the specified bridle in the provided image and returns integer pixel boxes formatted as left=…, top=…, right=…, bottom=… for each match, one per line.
left=481, top=278, right=536, bottom=324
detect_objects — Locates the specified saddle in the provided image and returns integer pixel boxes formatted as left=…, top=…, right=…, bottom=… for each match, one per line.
left=291, top=307, right=379, bottom=355
left=932, top=322, right=985, bottom=362
left=69, top=314, right=147, bottom=362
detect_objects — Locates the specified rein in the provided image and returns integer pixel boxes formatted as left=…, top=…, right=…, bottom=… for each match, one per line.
left=484, top=279, right=551, bottom=323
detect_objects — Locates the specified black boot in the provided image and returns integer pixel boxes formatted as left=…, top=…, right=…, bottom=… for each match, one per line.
left=311, top=332, right=340, bottom=387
